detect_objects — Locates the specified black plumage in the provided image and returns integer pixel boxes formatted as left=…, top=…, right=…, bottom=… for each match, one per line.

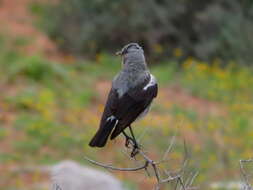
left=89, top=74, right=158, bottom=147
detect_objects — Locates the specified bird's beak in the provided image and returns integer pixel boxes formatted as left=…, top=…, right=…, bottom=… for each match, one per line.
left=115, top=50, right=123, bottom=56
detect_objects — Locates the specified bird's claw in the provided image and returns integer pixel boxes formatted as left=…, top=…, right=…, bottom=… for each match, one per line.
left=130, top=143, right=139, bottom=157
left=125, top=138, right=130, bottom=148
left=123, top=133, right=140, bottom=157
left=130, top=147, right=139, bottom=157
left=124, top=136, right=135, bottom=148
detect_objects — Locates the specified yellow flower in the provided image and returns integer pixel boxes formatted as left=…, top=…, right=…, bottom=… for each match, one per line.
left=153, top=44, right=163, bottom=54
left=183, top=56, right=194, bottom=68
left=196, top=63, right=208, bottom=72
left=242, top=150, right=252, bottom=158
left=173, top=48, right=183, bottom=57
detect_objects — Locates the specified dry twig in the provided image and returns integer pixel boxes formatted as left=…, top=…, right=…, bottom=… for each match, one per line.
left=85, top=134, right=198, bottom=190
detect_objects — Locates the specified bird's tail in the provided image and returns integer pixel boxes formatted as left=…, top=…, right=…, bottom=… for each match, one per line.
left=89, top=118, right=117, bottom=147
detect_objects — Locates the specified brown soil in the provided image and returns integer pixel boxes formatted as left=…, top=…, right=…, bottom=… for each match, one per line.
left=0, top=0, right=58, bottom=59
left=159, top=85, right=226, bottom=117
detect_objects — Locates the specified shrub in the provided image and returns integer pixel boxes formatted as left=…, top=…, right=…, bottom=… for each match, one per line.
left=34, top=0, right=253, bottom=64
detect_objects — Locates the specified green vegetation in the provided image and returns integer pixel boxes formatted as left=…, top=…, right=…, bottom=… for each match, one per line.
left=1, top=36, right=253, bottom=189
left=32, top=0, right=253, bottom=64
left=1, top=0, right=253, bottom=188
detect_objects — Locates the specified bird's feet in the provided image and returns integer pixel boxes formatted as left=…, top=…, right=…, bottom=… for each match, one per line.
left=123, top=130, right=140, bottom=157
left=130, top=143, right=139, bottom=157
left=124, top=135, right=140, bottom=157
left=124, top=135, right=134, bottom=148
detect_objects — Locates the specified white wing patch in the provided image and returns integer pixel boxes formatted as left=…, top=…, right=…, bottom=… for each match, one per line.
left=107, top=115, right=116, bottom=122
left=106, top=115, right=119, bottom=127
left=114, top=119, right=119, bottom=128
left=143, top=74, right=156, bottom=90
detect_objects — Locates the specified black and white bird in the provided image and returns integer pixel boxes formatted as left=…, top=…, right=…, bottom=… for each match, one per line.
left=89, top=43, right=158, bottom=149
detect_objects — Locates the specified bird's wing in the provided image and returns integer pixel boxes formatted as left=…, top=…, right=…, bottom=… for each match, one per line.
left=90, top=74, right=157, bottom=147
left=89, top=88, right=119, bottom=147
left=100, top=74, right=158, bottom=139
left=110, top=83, right=157, bottom=139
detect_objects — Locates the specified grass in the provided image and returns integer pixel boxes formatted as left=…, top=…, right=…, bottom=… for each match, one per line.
left=1, top=38, right=253, bottom=189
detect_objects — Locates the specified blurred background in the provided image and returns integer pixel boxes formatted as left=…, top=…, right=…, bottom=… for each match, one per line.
left=0, top=0, right=253, bottom=189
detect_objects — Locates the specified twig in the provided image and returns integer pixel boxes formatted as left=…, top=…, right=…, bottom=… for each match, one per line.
left=190, top=172, right=199, bottom=186
left=84, top=156, right=148, bottom=171
left=162, top=135, right=176, bottom=161
left=85, top=135, right=197, bottom=190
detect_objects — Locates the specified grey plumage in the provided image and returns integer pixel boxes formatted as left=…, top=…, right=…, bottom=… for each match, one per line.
left=113, top=43, right=149, bottom=97
left=89, top=43, right=158, bottom=147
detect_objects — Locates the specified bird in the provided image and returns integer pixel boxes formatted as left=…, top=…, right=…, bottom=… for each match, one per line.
left=89, top=43, right=158, bottom=152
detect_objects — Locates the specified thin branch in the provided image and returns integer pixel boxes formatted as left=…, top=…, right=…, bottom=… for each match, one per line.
left=190, top=172, right=199, bottom=186
left=84, top=156, right=148, bottom=171
left=160, top=174, right=181, bottom=183
left=163, top=136, right=176, bottom=160
left=85, top=134, right=197, bottom=190
left=178, top=177, right=186, bottom=190
left=152, top=162, right=161, bottom=183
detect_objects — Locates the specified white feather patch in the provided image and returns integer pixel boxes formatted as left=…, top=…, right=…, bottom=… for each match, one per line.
left=143, top=74, right=156, bottom=90
left=106, top=115, right=118, bottom=128
left=114, top=119, right=119, bottom=128
left=107, top=115, right=116, bottom=122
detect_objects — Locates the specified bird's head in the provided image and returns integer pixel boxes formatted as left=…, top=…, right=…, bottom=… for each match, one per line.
left=116, top=43, right=143, bottom=56
left=116, top=43, right=146, bottom=69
